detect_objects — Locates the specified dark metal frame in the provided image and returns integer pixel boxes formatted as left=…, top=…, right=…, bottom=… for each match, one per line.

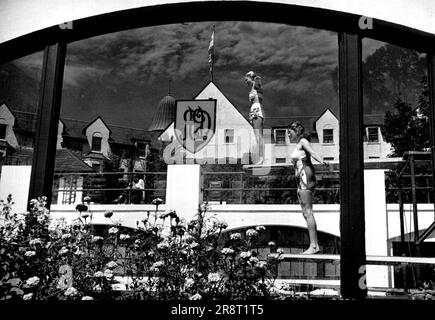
left=1, top=1, right=435, bottom=299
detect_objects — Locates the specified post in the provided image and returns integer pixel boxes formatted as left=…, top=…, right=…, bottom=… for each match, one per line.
left=427, top=54, right=435, bottom=221
left=409, top=154, right=419, bottom=243
left=28, top=43, right=66, bottom=208
left=338, top=32, right=367, bottom=299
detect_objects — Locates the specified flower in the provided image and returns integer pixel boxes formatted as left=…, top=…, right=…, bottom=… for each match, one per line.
left=23, top=293, right=33, bottom=300
left=74, top=249, right=84, bottom=256
left=119, top=234, right=130, bottom=240
left=29, top=238, right=42, bottom=246
left=106, top=261, right=118, bottom=269
left=91, top=236, right=104, bottom=243
left=103, top=269, right=114, bottom=279
left=104, top=210, right=113, bottom=218
left=108, top=227, right=118, bottom=234
left=157, top=241, right=170, bottom=250
left=184, top=278, right=195, bottom=289
left=207, top=273, right=221, bottom=283
left=152, top=198, right=163, bottom=206
left=216, top=220, right=228, bottom=229
left=61, top=233, right=71, bottom=240
left=189, top=293, right=202, bottom=300
left=147, top=250, right=155, bottom=257
left=64, top=287, right=78, bottom=297
left=246, top=229, right=258, bottom=238
left=256, top=261, right=268, bottom=269
left=94, top=271, right=104, bottom=278
left=240, top=251, right=252, bottom=259
left=230, top=233, right=241, bottom=240
left=25, top=251, right=36, bottom=257
left=82, top=296, right=93, bottom=300
left=59, top=247, right=69, bottom=255
left=151, top=261, right=164, bottom=271
left=221, top=248, right=234, bottom=255
left=249, top=257, right=260, bottom=265
left=26, top=276, right=40, bottom=286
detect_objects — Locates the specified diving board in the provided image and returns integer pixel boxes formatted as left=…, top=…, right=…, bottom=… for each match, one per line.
left=269, top=253, right=435, bottom=266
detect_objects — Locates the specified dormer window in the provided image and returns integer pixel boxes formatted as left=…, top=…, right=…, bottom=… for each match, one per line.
left=0, top=123, right=6, bottom=140
left=367, top=127, right=379, bottom=143
left=323, top=129, right=334, bottom=144
left=91, top=134, right=102, bottom=152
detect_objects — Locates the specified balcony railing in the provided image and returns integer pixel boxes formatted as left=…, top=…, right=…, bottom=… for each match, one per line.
left=202, top=169, right=341, bottom=205
left=52, top=171, right=167, bottom=205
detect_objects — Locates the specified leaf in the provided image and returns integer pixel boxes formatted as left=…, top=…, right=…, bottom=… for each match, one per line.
left=6, top=278, right=22, bottom=287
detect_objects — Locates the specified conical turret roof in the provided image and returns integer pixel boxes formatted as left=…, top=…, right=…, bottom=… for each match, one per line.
left=148, top=94, right=176, bottom=131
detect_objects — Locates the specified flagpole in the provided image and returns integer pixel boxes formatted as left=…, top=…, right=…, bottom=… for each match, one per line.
left=208, top=25, right=215, bottom=82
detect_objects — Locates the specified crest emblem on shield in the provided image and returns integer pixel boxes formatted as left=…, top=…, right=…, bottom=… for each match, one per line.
left=174, top=99, right=217, bottom=153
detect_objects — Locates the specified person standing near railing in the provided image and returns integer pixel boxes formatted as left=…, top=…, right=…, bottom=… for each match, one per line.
left=131, top=176, right=145, bottom=204
left=288, top=121, right=329, bottom=254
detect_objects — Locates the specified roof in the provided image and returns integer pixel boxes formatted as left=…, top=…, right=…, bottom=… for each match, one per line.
left=363, top=114, right=386, bottom=126
left=55, top=148, right=94, bottom=173
left=1, top=147, right=95, bottom=172
left=148, top=94, right=176, bottom=131
left=61, top=117, right=159, bottom=145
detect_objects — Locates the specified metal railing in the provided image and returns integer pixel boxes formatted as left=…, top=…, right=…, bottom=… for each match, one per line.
left=202, top=170, right=341, bottom=204
left=52, top=171, right=167, bottom=205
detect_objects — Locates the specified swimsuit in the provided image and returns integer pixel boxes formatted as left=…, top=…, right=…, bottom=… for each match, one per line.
left=291, top=140, right=317, bottom=192
left=248, top=88, right=264, bottom=122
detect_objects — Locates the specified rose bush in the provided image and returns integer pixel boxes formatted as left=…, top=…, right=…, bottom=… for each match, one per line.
left=0, top=196, right=285, bottom=300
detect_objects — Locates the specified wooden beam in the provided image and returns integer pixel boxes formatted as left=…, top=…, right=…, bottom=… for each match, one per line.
left=28, top=43, right=66, bottom=208
left=338, top=32, right=367, bottom=299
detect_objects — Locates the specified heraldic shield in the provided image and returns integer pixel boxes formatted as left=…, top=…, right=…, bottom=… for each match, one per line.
left=174, top=99, right=217, bottom=153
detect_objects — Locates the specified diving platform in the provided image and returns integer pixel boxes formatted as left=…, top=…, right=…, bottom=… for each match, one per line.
left=269, top=253, right=435, bottom=266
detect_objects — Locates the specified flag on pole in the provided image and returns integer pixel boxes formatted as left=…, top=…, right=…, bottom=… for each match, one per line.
left=208, top=25, right=215, bottom=81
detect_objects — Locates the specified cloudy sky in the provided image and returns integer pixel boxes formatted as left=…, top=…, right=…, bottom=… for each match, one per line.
left=59, top=21, right=343, bottom=129
left=9, top=21, right=385, bottom=130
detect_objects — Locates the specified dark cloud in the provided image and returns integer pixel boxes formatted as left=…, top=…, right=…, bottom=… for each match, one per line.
left=60, top=21, right=339, bottom=129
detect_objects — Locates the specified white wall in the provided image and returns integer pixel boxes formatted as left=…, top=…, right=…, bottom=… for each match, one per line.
left=0, top=165, right=31, bottom=213
left=1, top=1, right=434, bottom=45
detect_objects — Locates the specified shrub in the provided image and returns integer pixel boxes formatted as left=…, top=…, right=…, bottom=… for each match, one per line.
left=0, top=196, right=284, bottom=300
